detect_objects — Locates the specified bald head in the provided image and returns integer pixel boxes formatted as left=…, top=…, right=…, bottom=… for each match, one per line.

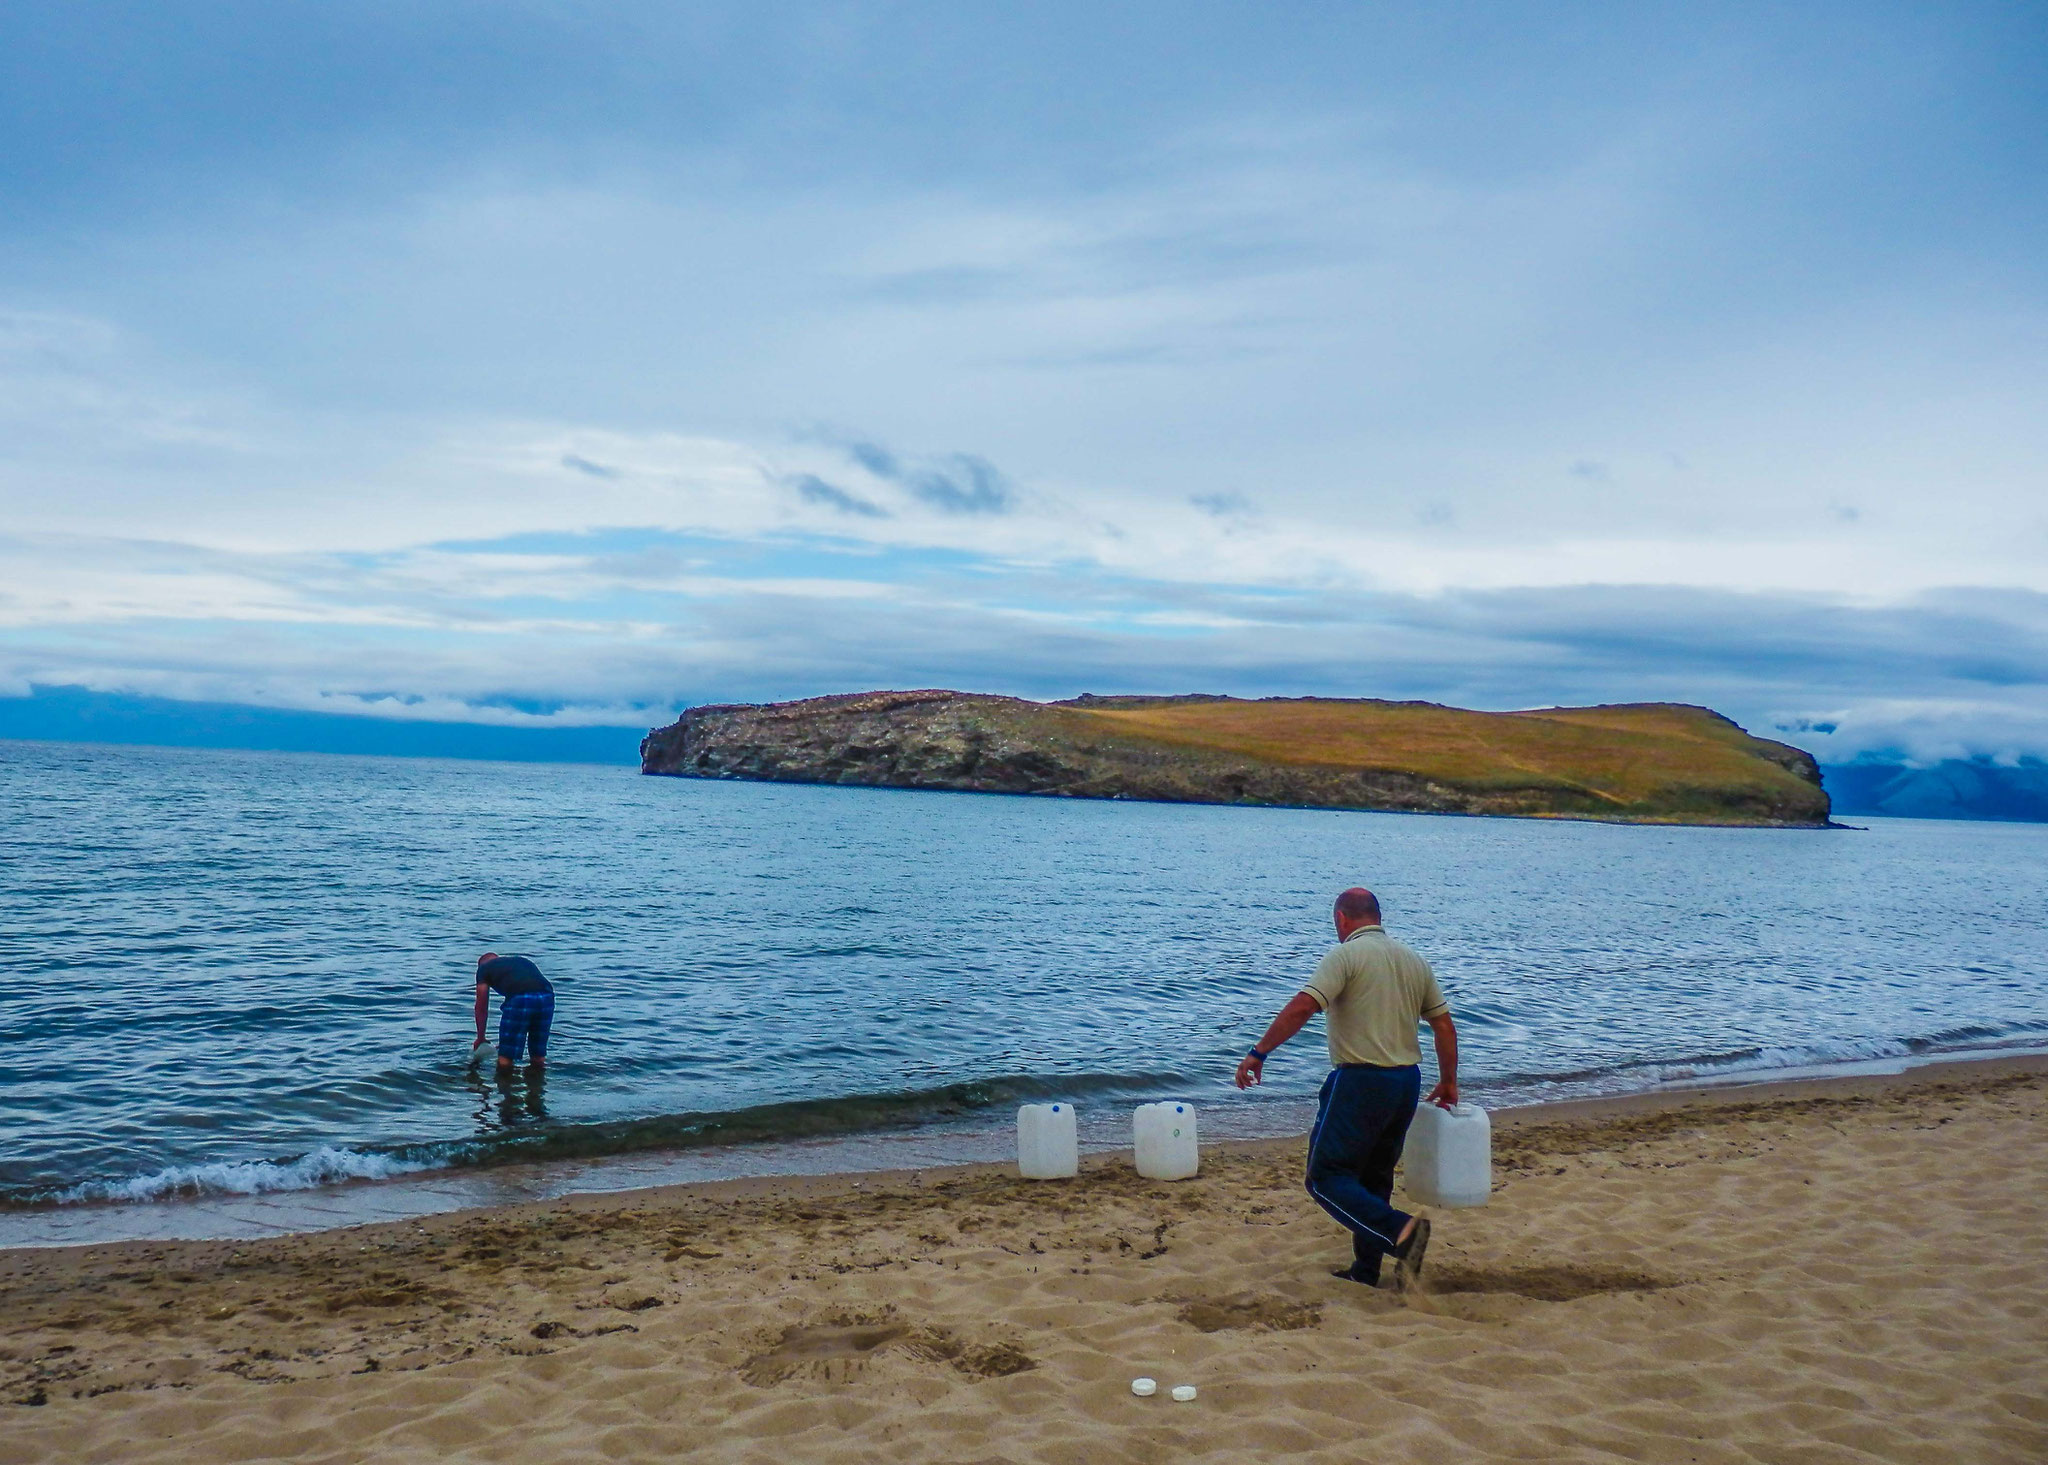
left=1333, top=887, right=1381, bottom=927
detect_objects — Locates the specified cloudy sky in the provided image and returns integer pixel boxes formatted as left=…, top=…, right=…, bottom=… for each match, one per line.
left=3, top=2, right=2044, bottom=763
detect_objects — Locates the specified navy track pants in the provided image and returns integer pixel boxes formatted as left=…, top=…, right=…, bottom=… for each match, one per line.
left=1305, top=1063, right=1420, bottom=1283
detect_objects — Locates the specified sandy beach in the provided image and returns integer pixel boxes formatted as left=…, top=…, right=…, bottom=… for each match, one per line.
left=4, top=1055, right=2043, bottom=1464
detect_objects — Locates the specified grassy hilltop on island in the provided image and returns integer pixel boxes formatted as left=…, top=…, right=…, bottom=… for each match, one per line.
left=642, top=690, right=1832, bottom=827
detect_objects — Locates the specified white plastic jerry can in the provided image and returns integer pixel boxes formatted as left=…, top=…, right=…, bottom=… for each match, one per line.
left=1133, top=1102, right=1199, bottom=1180
left=1017, top=1102, right=1079, bottom=1179
left=1401, top=1101, right=1491, bottom=1207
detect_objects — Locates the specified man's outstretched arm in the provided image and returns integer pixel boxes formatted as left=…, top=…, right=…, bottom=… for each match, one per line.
left=1233, top=991, right=1321, bottom=1089
left=1423, top=1012, right=1459, bottom=1108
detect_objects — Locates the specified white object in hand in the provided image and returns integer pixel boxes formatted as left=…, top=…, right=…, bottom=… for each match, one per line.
left=1402, top=1101, right=1492, bottom=1207
left=1017, top=1103, right=1079, bottom=1179
left=1132, top=1102, right=1199, bottom=1180
left=1171, top=1385, right=1197, bottom=1402
left=1130, top=1377, right=1157, bottom=1397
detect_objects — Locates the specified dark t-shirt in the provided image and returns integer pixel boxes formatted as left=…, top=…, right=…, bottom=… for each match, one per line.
left=477, top=955, right=552, bottom=997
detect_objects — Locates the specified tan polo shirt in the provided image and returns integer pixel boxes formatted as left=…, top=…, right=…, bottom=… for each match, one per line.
left=1301, top=925, right=1449, bottom=1068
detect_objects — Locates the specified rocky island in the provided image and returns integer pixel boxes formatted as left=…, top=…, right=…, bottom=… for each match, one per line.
left=641, top=690, right=1831, bottom=826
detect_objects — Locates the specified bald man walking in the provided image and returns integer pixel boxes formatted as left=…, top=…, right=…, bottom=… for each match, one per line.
left=1235, top=888, right=1459, bottom=1290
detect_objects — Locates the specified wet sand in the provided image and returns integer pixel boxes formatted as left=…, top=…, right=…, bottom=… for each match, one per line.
left=4, top=1055, right=2044, bottom=1463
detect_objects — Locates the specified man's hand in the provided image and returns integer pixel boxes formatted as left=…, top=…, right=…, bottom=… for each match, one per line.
left=1424, top=1012, right=1459, bottom=1108
left=1235, top=992, right=1320, bottom=1089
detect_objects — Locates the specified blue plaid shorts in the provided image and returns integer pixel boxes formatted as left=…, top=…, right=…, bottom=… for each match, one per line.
left=497, top=991, right=555, bottom=1062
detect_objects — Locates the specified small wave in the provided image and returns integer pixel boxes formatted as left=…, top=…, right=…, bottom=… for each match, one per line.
left=386, top=1070, right=1188, bottom=1173
left=56, top=1146, right=433, bottom=1205
left=1654, top=1018, right=2048, bottom=1083
left=1468, top=1017, right=2048, bottom=1099
left=32, top=1069, right=1186, bottom=1208
left=1656, top=1036, right=1914, bottom=1081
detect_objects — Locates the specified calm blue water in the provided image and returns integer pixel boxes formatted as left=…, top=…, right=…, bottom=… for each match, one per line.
left=5, top=739, right=2047, bottom=1219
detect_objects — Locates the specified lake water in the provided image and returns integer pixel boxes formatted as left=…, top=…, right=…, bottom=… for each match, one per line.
left=5, top=738, right=2046, bottom=1244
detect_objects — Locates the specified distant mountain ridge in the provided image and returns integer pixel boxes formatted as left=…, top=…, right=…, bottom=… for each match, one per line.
left=1823, top=761, right=2048, bottom=823
left=642, top=690, right=1832, bottom=827
left=0, top=685, right=643, bottom=765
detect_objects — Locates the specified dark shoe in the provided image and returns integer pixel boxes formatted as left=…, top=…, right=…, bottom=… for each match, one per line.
left=1391, top=1217, right=1431, bottom=1292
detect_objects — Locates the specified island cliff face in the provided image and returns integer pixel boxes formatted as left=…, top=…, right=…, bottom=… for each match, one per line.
left=641, top=690, right=1831, bottom=826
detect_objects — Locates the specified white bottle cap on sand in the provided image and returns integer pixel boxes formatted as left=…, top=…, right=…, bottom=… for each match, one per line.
left=1171, top=1385, right=1198, bottom=1402
left=1130, top=1377, right=1157, bottom=1397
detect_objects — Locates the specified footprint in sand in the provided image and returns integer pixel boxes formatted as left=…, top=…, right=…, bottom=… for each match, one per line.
left=739, top=1316, right=1035, bottom=1387
left=741, top=1322, right=912, bottom=1386
left=1172, top=1294, right=1323, bottom=1333
left=1423, top=1265, right=1678, bottom=1301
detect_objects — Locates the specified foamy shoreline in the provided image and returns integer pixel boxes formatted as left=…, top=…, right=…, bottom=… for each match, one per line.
left=8, top=1041, right=2046, bottom=1252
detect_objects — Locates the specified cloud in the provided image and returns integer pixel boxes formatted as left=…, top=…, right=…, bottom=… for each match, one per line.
left=0, top=6, right=2042, bottom=757
left=560, top=453, right=623, bottom=480
left=5, top=523, right=2046, bottom=761
left=791, top=473, right=889, bottom=518
left=839, top=441, right=1014, bottom=515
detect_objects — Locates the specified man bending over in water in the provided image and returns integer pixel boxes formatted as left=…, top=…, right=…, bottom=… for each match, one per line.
left=475, top=952, right=553, bottom=1074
